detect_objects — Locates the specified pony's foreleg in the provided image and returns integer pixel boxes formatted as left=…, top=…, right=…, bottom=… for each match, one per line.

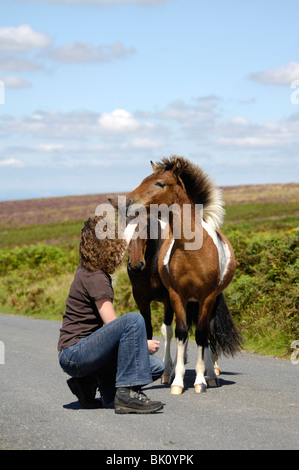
left=142, top=306, right=153, bottom=340
left=133, top=294, right=153, bottom=339
left=171, top=338, right=187, bottom=395
left=161, top=322, right=173, bottom=384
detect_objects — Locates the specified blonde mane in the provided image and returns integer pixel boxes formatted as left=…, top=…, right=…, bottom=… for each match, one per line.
left=153, top=155, right=225, bottom=230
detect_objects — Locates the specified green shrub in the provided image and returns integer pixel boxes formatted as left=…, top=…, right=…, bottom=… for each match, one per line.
left=225, top=231, right=299, bottom=356
left=0, top=243, right=78, bottom=274
left=0, top=243, right=78, bottom=318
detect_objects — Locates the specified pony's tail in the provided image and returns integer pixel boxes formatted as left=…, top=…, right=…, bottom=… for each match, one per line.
left=209, top=293, right=243, bottom=357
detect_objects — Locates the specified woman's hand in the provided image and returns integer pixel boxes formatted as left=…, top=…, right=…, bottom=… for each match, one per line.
left=147, top=339, right=160, bottom=355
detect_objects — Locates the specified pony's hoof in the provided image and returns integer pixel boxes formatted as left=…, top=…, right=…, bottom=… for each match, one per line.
left=171, top=385, right=183, bottom=395
left=161, top=374, right=171, bottom=384
left=214, top=366, right=220, bottom=376
left=194, top=383, right=207, bottom=394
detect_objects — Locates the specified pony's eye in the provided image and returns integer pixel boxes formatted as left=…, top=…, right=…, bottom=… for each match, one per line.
left=155, top=181, right=165, bottom=189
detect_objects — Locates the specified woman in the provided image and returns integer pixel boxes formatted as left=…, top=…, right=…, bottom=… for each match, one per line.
left=58, top=215, right=164, bottom=414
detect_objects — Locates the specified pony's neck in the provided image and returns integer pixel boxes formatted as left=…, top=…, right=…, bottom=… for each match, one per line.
left=166, top=189, right=201, bottom=250
left=174, top=183, right=192, bottom=206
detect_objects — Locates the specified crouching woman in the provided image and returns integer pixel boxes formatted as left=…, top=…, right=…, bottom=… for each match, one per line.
left=58, top=215, right=164, bottom=414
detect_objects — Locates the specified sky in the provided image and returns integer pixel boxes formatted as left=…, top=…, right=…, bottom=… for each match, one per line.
left=0, top=0, right=299, bottom=201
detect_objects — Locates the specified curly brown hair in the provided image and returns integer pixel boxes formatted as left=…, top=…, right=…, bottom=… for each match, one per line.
left=79, top=215, right=127, bottom=274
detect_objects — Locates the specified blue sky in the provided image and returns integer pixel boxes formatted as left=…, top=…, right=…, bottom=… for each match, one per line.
left=0, top=0, right=299, bottom=201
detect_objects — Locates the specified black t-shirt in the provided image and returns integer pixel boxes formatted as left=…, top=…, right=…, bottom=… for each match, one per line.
left=58, top=264, right=114, bottom=351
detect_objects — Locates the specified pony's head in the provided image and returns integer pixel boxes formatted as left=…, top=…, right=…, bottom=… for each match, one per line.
left=127, top=159, right=187, bottom=210
left=128, top=156, right=225, bottom=231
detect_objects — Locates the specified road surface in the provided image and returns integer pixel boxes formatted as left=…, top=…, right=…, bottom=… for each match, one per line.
left=0, top=313, right=298, bottom=450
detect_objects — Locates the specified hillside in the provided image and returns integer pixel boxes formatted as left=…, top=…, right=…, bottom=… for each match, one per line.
left=0, top=183, right=298, bottom=228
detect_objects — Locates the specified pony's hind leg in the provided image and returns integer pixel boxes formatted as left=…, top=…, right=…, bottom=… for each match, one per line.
left=168, top=288, right=188, bottom=395
left=194, top=345, right=218, bottom=392
left=194, top=344, right=207, bottom=393
left=212, top=351, right=221, bottom=376
left=194, top=295, right=217, bottom=393
left=204, top=345, right=219, bottom=387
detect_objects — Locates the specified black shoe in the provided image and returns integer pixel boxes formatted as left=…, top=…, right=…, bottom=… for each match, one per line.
left=67, top=377, right=102, bottom=409
left=114, top=387, right=163, bottom=414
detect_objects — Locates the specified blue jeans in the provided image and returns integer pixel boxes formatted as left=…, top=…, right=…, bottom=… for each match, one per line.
left=59, top=312, right=164, bottom=403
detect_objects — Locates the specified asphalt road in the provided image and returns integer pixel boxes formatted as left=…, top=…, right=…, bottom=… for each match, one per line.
left=0, top=313, right=298, bottom=450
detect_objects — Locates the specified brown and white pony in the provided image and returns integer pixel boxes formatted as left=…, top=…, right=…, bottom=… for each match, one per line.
left=126, top=156, right=241, bottom=395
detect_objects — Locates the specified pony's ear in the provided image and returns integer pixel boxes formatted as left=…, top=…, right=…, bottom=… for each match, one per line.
left=150, top=160, right=157, bottom=172
left=174, top=158, right=182, bottom=173
left=108, top=197, right=118, bottom=210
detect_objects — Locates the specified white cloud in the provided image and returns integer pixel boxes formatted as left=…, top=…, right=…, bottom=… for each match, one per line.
left=1, top=100, right=298, bottom=176
left=217, top=136, right=279, bottom=148
left=48, top=41, right=136, bottom=63
left=216, top=115, right=299, bottom=150
left=0, top=54, right=44, bottom=72
left=0, top=108, right=158, bottom=140
left=0, top=76, right=31, bottom=89
left=98, top=109, right=142, bottom=133
left=0, top=158, right=25, bottom=167
left=231, top=116, right=250, bottom=126
left=0, top=24, right=53, bottom=52
left=119, top=137, right=164, bottom=150
left=36, top=143, right=64, bottom=152
left=131, top=138, right=163, bottom=149
left=155, top=98, right=220, bottom=129
left=0, top=109, right=101, bottom=137
left=250, top=61, right=299, bottom=86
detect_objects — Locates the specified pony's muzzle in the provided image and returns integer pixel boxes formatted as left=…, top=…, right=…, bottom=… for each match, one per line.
left=128, top=261, right=145, bottom=273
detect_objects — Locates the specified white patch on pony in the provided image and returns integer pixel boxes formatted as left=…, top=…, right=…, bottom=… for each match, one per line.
left=159, top=219, right=168, bottom=231
left=123, top=221, right=138, bottom=244
left=163, top=239, right=175, bottom=272
left=202, top=220, right=231, bottom=284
